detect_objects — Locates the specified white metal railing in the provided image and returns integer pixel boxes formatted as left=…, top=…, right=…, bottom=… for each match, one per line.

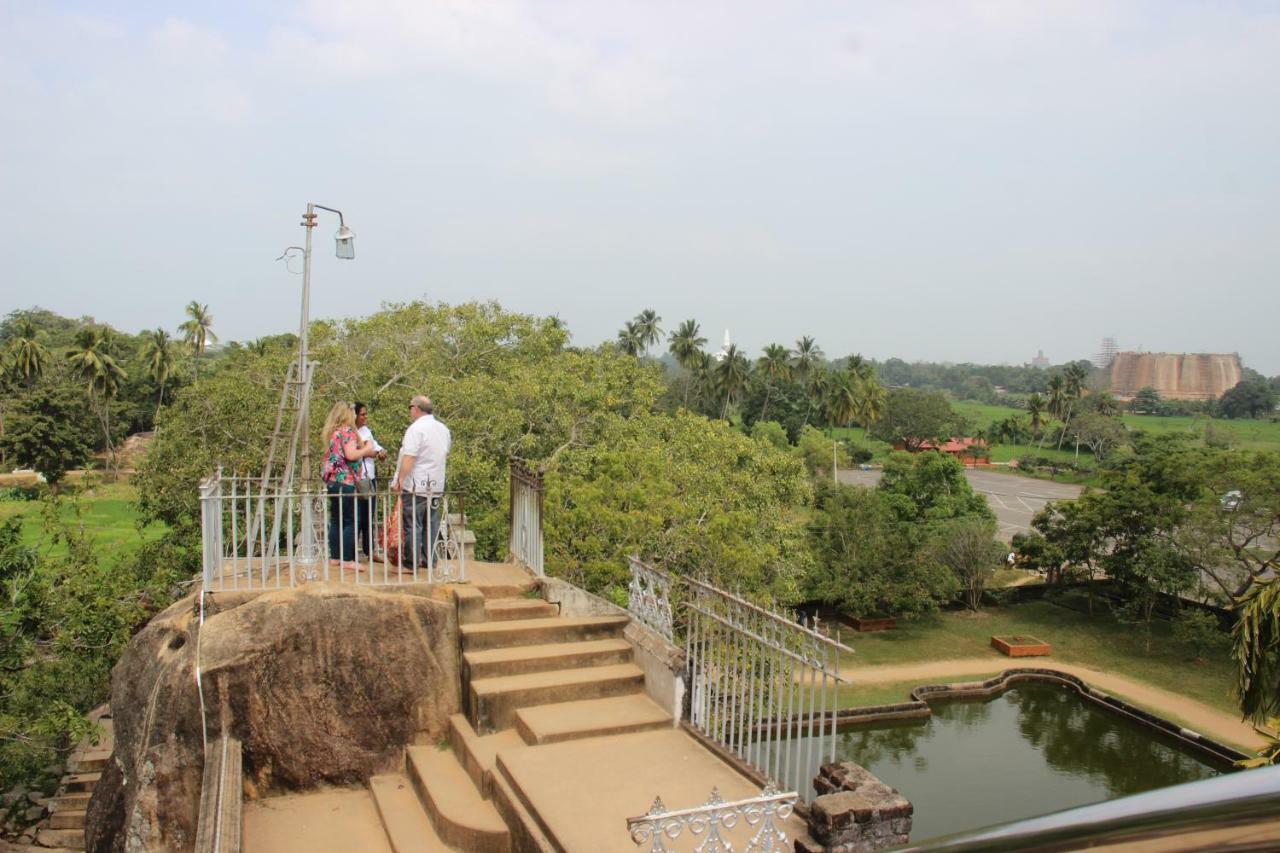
left=509, top=459, right=544, bottom=576
left=199, top=471, right=467, bottom=590
left=627, top=784, right=797, bottom=852
left=628, top=555, right=674, bottom=641
left=683, top=576, right=850, bottom=802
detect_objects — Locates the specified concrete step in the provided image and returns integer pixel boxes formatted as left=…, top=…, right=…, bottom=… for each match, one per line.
left=488, top=763, right=558, bottom=853
left=63, top=771, right=102, bottom=792
left=50, top=792, right=92, bottom=811
left=406, top=746, right=510, bottom=853
left=35, top=828, right=85, bottom=848
left=464, top=638, right=632, bottom=681
left=515, top=694, right=672, bottom=745
left=48, top=809, right=86, bottom=830
left=368, top=774, right=454, bottom=853
left=461, top=615, right=629, bottom=652
left=470, top=664, right=645, bottom=733
left=448, top=714, right=528, bottom=798
left=75, top=749, right=112, bottom=772
left=483, top=599, right=558, bottom=622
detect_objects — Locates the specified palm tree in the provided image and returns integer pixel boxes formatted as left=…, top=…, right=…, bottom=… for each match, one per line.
left=180, top=301, right=218, bottom=384
left=66, top=326, right=127, bottom=478
left=634, top=309, right=662, bottom=355
left=667, top=320, right=707, bottom=405
left=5, top=319, right=49, bottom=385
left=756, top=344, right=792, bottom=422
left=1056, top=363, right=1089, bottom=451
left=142, top=328, right=178, bottom=422
left=792, top=336, right=822, bottom=381
left=667, top=319, right=707, bottom=368
left=1044, top=375, right=1066, bottom=449
left=1026, top=393, right=1047, bottom=447
left=826, top=371, right=861, bottom=429
left=845, top=353, right=873, bottom=382
left=855, top=375, right=887, bottom=430
left=1233, top=575, right=1280, bottom=765
left=714, top=344, right=751, bottom=420
left=688, top=350, right=715, bottom=414
left=616, top=321, right=644, bottom=356
left=804, top=366, right=834, bottom=429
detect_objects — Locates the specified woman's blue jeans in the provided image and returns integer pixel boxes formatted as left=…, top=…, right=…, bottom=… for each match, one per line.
left=327, top=482, right=357, bottom=561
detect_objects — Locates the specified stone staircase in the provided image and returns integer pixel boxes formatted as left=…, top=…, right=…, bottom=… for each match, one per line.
left=366, top=577, right=673, bottom=852
left=32, top=709, right=113, bottom=851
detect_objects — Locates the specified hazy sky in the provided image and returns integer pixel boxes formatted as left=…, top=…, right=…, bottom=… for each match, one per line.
left=3, top=1, right=1278, bottom=372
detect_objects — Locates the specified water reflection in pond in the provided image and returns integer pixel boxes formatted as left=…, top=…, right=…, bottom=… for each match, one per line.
left=765, top=682, right=1224, bottom=842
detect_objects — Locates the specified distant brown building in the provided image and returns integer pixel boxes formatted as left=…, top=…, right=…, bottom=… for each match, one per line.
left=1109, top=352, right=1241, bottom=401
left=893, top=437, right=990, bottom=466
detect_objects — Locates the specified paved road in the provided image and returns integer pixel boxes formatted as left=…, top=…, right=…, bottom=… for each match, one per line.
left=836, top=467, right=1083, bottom=540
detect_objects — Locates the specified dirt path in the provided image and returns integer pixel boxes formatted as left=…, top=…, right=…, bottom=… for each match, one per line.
left=847, top=657, right=1268, bottom=752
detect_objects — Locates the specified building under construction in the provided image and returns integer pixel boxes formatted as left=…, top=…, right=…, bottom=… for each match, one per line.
left=1109, top=352, right=1242, bottom=401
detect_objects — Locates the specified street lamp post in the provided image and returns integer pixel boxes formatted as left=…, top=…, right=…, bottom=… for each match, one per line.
left=832, top=439, right=841, bottom=485
left=294, top=202, right=355, bottom=573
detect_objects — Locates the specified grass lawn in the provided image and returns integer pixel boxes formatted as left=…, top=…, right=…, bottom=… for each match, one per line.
left=837, top=597, right=1238, bottom=717
left=0, top=481, right=165, bottom=564
left=951, top=399, right=1280, bottom=453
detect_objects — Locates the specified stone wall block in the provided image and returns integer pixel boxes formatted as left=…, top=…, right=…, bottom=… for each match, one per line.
left=807, top=761, right=912, bottom=853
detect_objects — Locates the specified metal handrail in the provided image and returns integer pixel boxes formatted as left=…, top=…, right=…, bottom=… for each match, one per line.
left=199, top=470, right=468, bottom=589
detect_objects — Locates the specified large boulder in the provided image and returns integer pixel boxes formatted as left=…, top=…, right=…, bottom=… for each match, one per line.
left=85, top=583, right=460, bottom=852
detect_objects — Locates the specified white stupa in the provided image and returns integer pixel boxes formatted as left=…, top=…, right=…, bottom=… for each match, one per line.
left=713, top=328, right=731, bottom=362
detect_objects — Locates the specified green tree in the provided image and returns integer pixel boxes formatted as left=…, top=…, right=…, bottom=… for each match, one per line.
left=749, top=420, right=789, bottom=449
left=1068, top=412, right=1128, bottom=461
left=666, top=320, right=707, bottom=408
left=877, top=450, right=993, bottom=525
left=804, top=366, right=833, bottom=429
left=808, top=483, right=957, bottom=618
left=5, top=318, right=49, bottom=385
left=0, top=385, right=94, bottom=489
left=141, top=328, right=179, bottom=422
left=1026, top=392, right=1047, bottom=440
left=544, top=411, right=813, bottom=602
left=1055, top=362, right=1089, bottom=451
left=792, top=336, right=822, bottom=381
left=1219, top=379, right=1276, bottom=419
left=1131, top=387, right=1161, bottom=413
left=65, top=327, right=127, bottom=477
left=1171, top=608, right=1228, bottom=663
left=869, top=388, right=961, bottom=451
left=755, top=343, right=792, bottom=422
left=928, top=517, right=1005, bottom=611
left=714, top=344, right=751, bottom=420
left=1233, top=575, right=1280, bottom=763
left=616, top=320, right=643, bottom=357
left=179, top=301, right=217, bottom=384
left=633, top=309, right=662, bottom=355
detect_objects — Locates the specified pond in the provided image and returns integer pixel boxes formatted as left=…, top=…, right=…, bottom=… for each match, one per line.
left=766, top=682, right=1227, bottom=842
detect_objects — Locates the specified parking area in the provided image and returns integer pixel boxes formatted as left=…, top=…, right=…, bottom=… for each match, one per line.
left=836, top=467, right=1084, bottom=540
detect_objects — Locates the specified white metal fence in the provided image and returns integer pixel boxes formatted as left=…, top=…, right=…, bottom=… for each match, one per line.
left=509, top=459, right=544, bottom=576
left=199, top=470, right=467, bottom=590
left=625, top=558, right=851, bottom=802
left=627, top=783, right=797, bottom=852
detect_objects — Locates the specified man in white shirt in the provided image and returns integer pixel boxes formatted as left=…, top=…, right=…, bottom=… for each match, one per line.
left=392, top=395, right=452, bottom=569
left=353, top=401, right=387, bottom=559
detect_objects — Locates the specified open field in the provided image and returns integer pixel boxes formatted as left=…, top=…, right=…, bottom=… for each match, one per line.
left=835, top=597, right=1238, bottom=718
left=0, top=481, right=166, bottom=564
left=951, top=400, right=1280, bottom=452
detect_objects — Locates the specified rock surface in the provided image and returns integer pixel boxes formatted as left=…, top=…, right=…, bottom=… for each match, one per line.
left=85, top=583, right=460, bottom=853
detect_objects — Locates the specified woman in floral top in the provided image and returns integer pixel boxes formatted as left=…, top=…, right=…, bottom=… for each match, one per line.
left=320, top=402, right=379, bottom=567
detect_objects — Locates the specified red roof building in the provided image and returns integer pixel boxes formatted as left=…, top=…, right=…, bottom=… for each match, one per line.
left=892, top=437, right=991, bottom=466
